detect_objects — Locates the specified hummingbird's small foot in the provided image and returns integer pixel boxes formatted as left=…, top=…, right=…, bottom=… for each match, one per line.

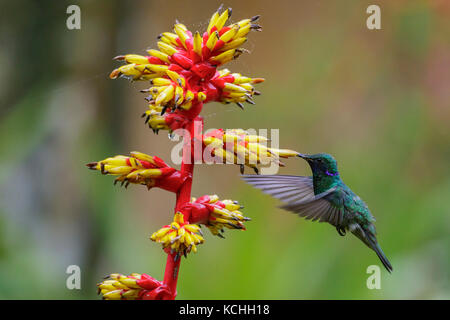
left=336, top=226, right=346, bottom=236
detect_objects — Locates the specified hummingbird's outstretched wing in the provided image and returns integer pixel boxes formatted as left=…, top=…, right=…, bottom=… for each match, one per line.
left=241, top=174, right=343, bottom=226
left=241, top=174, right=315, bottom=202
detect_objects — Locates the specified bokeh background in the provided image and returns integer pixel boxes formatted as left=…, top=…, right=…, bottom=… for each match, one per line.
left=1, top=0, right=449, bottom=299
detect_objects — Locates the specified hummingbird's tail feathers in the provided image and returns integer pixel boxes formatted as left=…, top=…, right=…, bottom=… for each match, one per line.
left=241, top=174, right=315, bottom=203
left=370, top=241, right=393, bottom=273
left=352, top=224, right=393, bottom=273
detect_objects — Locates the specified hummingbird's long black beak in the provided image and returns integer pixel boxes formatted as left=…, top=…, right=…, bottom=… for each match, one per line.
left=297, top=153, right=310, bottom=159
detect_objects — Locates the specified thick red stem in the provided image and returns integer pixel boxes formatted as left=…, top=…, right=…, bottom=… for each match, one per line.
left=162, top=108, right=203, bottom=299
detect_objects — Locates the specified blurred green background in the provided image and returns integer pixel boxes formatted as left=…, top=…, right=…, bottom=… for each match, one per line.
left=0, top=0, right=449, bottom=299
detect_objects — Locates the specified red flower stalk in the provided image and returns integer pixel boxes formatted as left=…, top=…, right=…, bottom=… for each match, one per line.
left=89, top=6, right=297, bottom=300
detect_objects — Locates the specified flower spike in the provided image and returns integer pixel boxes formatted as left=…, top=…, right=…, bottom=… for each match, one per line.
left=88, top=6, right=282, bottom=301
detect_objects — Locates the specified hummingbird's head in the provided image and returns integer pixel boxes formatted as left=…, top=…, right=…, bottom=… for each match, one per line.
left=297, top=153, right=339, bottom=177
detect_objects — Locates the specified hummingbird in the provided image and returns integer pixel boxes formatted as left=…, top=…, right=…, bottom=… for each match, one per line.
left=242, top=153, right=393, bottom=272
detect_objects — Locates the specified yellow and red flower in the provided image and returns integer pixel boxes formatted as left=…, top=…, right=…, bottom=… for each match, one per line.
left=150, top=212, right=204, bottom=258
left=179, top=195, right=250, bottom=238
left=98, top=273, right=173, bottom=300
left=86, top=151, right=189, bottom=192
left=150, top=195, right=250, bottom=257
left=202, top=129, right=298, bottom=173
left=141, top=104, right=192, bottom=133
left=111, top=6, right=264, bottom=131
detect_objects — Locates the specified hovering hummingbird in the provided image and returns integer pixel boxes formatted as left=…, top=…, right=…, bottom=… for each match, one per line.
left=242, top=153, right=393, bottom=272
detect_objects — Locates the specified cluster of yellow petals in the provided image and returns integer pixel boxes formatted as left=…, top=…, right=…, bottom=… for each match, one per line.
left=98, top=273, right=144, bottom=300
left=86, top=151, right=172, bottom=189
left=197, top=195, right=250, bottom=238
left=203, top=129, right=299, bottom=174
left=150, top=212, right=204, bottom=257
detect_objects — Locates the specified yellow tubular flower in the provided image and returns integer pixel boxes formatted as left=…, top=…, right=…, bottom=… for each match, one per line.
left=147, top=49, right=170, bottom=64
left=212, top=71, right=264, bottom=107
left=142, top=105, right=170, bottom=132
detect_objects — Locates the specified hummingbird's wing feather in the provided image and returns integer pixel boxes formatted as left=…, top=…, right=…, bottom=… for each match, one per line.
left=327, top=204, right=343, bottom=226
left=241, top=175, right=315, bottom=203
left=280, top=197, right=343, bottom=226
left=242, top=174, right=343, bottom=226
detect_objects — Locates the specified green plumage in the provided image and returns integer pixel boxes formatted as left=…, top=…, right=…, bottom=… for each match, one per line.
left=242, top=153, right=393, bottom=272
